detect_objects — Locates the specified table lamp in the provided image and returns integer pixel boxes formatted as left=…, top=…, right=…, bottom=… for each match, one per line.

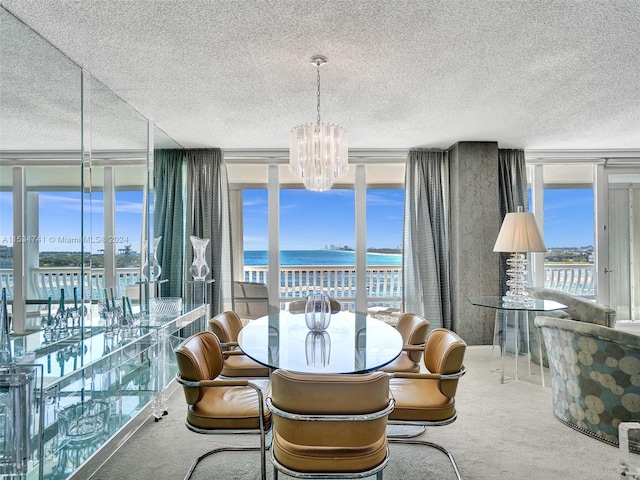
left=493, top=206, right=547, bottom=306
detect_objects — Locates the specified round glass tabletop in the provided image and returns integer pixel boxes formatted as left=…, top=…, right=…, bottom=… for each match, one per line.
left=237, top=310, right=403, bottom=374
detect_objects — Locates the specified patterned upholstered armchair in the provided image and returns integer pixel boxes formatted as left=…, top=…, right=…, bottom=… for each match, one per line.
left=534, top=316, right=640, bottom=447
left=527, top=287, right=616, bottom=367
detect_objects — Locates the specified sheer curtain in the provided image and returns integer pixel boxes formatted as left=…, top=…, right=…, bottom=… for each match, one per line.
left=153, top=149, right=185, bottom=298
left=185, top=149, right=234, bottom=316
left=497, top=148, right=528, bottom=296
left=402, top=149, right=452, bottom=330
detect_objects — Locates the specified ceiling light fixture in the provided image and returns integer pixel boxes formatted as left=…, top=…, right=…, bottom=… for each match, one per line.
left=290, top=55, right=348, bottom=192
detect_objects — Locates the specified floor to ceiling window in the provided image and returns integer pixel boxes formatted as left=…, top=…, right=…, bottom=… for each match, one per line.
left=541, top=164, right=595, bottom=297
left=0, top=169, right=13, bottom=299
left=228, top=156, right=406, bottom=311
left=114, top=167, right=145, bottom=297
left=366, top=188, right=403, bottom=309
left=528, top=162, right=596, bottom=298
left=280, top=187, right=356, bottom=306
left=242, top=188, right=268, bottom=283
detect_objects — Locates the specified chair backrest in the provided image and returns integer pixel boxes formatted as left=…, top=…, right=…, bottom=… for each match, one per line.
left=395, top=313, right=430, bottom=363
left=288, top=297, right=341, bottom=314
left=233, top=281, right=274, bottom=320
left=174, top=331, right=224, bottom=405
left=209, top=310, right=244, bottom=345
left=422, top=328, right=467, bottom=398
left=269, top=369, right=391, bottom=473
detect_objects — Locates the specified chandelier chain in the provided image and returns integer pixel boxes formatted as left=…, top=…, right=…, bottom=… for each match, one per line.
left=316, top=64, right=321, bottom=125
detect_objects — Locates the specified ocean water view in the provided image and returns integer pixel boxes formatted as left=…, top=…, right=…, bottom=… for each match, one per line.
left=244, top=249, right=402, bottom=266
left=243, top=250, right=403, bottom=303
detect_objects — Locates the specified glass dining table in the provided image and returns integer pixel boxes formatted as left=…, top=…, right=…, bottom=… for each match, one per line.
left=237, top=310, right=404, bottom=374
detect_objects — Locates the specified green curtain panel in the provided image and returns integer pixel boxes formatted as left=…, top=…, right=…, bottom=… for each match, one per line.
left=154, top=149, right=185, bottom=298
left=402, top=149, right=452, bottom=330
left=184, top=149, right=234, bottom=316
left=497, top=149, right=528, bottom=297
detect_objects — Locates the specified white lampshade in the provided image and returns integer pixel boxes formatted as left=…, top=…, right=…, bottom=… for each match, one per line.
left=493, top=208, right=547, bottom=253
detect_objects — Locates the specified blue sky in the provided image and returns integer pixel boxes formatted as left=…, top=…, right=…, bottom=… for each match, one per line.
left=243, top=189, right=405, bottom=251
left=542, top=189, right=594, bottom=248
left=244, top=187, right=595, bottom=250
left=0, top=191, right=144, bottom=252
left=0, top=188, right=594, bottom=252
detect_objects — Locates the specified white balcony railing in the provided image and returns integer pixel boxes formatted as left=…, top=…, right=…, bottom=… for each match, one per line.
left=0, top=263, right=595, bottom=305
left=543, top=263, right=595, bottom=297
left=244, top=265, right=403, bottom=310
left=0, top=267, right=139, bottom=302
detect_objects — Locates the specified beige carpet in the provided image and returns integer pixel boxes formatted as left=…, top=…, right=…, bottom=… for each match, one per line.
left=78, top=346, right=620, bottom=480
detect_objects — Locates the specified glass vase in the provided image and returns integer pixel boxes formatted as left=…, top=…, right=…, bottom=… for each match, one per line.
left=304, top=293, right=331, bottom=332
left=142, top=236, right=162, bottom=281
left=188, top=236, right=210, bottom=281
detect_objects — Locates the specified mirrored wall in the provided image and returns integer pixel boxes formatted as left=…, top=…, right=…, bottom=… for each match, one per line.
left=0, top=7, right=190, bottom=480
left=0, top=6, right=182, bottom=333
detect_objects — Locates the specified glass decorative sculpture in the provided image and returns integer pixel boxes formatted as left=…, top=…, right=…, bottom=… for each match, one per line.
left=304, top=293, right=331, bottom=332
left=142, top=236, right=162, bottom=281
left=188, top=236, right=210, bottom=281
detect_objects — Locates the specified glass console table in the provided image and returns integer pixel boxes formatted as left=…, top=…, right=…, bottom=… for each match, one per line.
left=468, top=296, right=566, bottom=385
left=6, top=304, right=207, bottom=479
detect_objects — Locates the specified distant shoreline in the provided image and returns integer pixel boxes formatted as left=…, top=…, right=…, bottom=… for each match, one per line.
left=326, top=248, right=401, bottom=255
left=244, top=249, right=402, bottom=267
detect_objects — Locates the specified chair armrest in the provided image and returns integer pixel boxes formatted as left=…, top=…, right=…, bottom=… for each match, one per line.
left=176, top=374, right=250, bottom=388
left=402, top=344, right=425, bottom=352
left=391, top=372, right=442, bottom=380
left=390, top=365, right=466, bottom=380
left=223, top=350, right=245, bottom=356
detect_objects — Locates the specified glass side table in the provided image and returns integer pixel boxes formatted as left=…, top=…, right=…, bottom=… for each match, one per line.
left=468, top=296, right=567, bottom=385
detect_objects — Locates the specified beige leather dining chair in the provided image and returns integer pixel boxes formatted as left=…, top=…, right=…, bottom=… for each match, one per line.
left=208, top=310, right=270, bottom=377
left=288, top=297, right=342, bottom=314
left=388, top=328, right=467, bottom=480
left=266, top=369, right=394, bottom=479
left=233, top=281, right=279, bottom=321
left=378, top=313, right=430, bottom=373
left=174, top=330, right=272, bottom=480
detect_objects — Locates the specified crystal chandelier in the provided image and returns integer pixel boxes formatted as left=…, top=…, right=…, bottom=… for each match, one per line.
left=290, top=55, right=348, bottom=192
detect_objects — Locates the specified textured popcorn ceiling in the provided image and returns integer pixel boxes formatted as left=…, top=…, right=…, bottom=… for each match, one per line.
left=1, top=0, right=639, bottom=152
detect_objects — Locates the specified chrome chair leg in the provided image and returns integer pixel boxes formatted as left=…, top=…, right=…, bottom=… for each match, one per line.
left=386, top=425, right=426, bottom=439
left=388, top=438, right=462, bottom=480
left=185, top=432, right=270, bottom=480
left=185, top=446, right=263, bottom=480
left=273, top=464, right=385, bottom=479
